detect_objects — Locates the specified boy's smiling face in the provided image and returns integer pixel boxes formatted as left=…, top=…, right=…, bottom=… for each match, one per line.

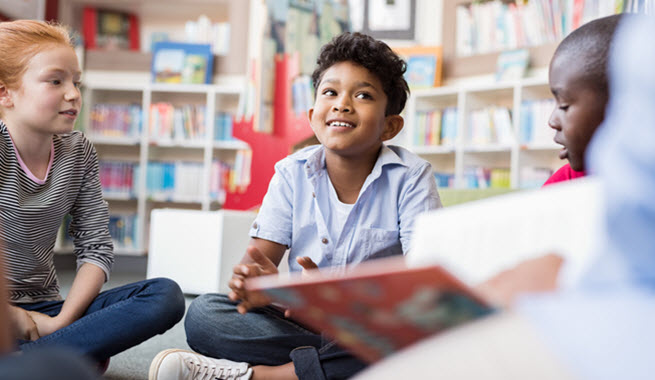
left=309, top=61, right=402, bottom=160
left=548, top=52, right=608, bottom=172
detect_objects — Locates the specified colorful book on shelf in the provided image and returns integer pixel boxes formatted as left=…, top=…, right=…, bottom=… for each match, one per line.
left=246, top=256, right=494, bottom=363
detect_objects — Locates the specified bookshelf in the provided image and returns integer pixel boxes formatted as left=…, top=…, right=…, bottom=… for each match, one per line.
left=441, top=0, right=621, bottom=79
left=53, top=0, right=256, bottom=256
left=401, top=76, right=562, bottom=190
left=64, top=82, right=248, bottom=255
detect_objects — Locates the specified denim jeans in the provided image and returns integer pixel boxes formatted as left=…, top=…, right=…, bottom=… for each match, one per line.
left=185, top=293, right=367, bottom=380
left=17, top=277, right=185, bottom=362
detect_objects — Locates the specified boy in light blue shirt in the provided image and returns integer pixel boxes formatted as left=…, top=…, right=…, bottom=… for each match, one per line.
left=150, top=32, right=441, bottom=380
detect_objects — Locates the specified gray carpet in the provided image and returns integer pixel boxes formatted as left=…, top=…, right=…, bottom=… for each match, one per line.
left=57, top=255, right=195, bottom=380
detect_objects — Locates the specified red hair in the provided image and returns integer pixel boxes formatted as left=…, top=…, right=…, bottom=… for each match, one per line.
left=0, top=20, right=73, bottom=91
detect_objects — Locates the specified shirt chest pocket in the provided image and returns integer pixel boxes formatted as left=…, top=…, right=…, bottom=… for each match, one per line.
left=361, top=227, right=402, bottom=260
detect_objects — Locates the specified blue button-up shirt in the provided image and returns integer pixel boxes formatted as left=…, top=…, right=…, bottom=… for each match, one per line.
left=250, top=144, right=442, bottom=273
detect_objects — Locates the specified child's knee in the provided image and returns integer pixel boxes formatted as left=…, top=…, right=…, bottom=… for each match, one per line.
left=147, top=277, right=186, bottom=322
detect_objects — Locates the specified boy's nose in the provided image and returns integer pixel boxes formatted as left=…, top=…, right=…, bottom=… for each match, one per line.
left=332, top=104, right=350, bottom=112
left=547, top=108, right=560, bottom=130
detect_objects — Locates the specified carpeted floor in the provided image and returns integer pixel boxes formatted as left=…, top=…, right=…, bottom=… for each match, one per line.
left=57, top=255, right=195, bottom=380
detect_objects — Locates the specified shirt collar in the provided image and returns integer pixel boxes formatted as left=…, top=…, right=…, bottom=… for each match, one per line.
left=297, top=144, right=407, bottom=178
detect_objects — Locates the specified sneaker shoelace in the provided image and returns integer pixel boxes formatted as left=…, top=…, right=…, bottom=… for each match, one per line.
left=185, top=359, right=245, bottom=380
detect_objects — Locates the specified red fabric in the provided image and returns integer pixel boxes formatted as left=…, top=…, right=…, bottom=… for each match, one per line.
left=542, top=163, right=586, bottom=187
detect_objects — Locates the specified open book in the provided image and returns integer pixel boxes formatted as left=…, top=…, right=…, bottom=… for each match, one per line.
left=246, top=256, right=494, bottom=363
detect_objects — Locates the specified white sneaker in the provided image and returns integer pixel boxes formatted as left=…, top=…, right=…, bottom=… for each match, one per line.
left=149, top=349, right=253, bottom=380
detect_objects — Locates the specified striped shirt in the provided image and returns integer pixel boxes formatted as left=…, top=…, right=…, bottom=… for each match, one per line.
left=0, top=121, right=113, bottom=303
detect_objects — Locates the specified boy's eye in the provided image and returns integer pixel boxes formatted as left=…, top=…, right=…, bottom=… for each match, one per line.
left=50, top=79, right=61, bottom=85
left=356, top=92, right=372, bottom=100
left=559, top=105, right=569, bottom=111
left=74, top=81, right=82, bottom=88
left=322, top=89, right=336, bottom=96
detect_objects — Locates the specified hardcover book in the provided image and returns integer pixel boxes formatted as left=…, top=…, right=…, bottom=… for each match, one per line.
left=246, top=256, right=493, bottom=363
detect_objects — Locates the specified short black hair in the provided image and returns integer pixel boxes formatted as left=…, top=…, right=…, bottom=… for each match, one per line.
left=311, top=32, right=409, bottom=116
left=554, top=14, right=626, bottom=95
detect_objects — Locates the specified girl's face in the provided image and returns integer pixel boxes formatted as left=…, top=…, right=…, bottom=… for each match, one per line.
left=1, top=44, right=81, bottom=137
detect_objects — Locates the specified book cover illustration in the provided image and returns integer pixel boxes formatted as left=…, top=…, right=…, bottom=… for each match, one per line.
left=248, top=258, right=493, bottom=363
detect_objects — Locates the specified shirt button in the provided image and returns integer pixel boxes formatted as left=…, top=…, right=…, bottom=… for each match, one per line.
left=321, top=237, right=328, bottom=244
left=312, top=192, right=316, bottom=198
left=252, top=222, right=258, bottom=229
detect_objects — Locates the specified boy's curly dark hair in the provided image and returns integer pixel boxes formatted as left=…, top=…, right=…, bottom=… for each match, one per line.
left=311, top=32, right=409, bottom=116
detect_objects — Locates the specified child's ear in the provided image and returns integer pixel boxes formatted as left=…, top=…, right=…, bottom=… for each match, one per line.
left=0, top=85, right=13, bottom=108
left=381, top=115, right=404, bottom=141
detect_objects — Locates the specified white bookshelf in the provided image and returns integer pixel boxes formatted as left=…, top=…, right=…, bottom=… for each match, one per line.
left=401, top=76, right=562, bottom=189
left=78, top=82, right=247, bottom=255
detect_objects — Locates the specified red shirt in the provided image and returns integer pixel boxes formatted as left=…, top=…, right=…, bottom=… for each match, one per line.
left=542, top=163, right=586, bottom=187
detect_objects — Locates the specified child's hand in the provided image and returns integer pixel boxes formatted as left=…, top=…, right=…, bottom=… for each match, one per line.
left=8, top=305, right=40, bottom=341
left=228, top=246, right=278, bottom=314
left=296, top=256, right=319, bottom=276
left=475, top=253, right=563, bottom=309
left=282, top=256, right=319, bottom=319
left=26, top=310, right=62, bottom=338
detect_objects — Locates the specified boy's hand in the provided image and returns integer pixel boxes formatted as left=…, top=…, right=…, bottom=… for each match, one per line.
left=283, top=256, right=320, bottom=318
left=296, top=256, right=319, bottom=276
left=229, top=246, right=278, bottom=314
left=8, top=305, right=40, bottom=341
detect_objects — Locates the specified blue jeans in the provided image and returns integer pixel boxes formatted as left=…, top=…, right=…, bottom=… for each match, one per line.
left=185, top=294, right=367, bottom=380
left=17, top=277, right=185, bottom=362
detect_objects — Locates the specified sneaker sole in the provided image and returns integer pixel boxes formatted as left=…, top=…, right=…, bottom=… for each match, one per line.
left=148, top=348, right=196, bottom=380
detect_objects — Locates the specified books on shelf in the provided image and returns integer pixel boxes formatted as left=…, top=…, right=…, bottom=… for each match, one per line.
left=58, top=213, right=139, bottom=251
left=464, top=167, right=511, bottom=189
left=519, top=99, right=556, bottom=145
left=99, top=161, right=137, bottom=199
left=467, top=106, right=514, bottom=146
left=149, top=103, right=207, bottom=143
left=434, top=172, right=455, bottom=188
left=246, top=256, right=493, bottom=363
left=108, top=214, right=139, bottom=250
left=415, top=108, right=457, bottom=147
left=214, top=112, right=235, bottom=141
left=455, top=0, right=622, bottom=56
left=89, top=103, right=142, bottom=138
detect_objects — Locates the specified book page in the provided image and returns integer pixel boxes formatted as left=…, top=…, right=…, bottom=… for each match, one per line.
left=408, top=178, right=603, bottom=288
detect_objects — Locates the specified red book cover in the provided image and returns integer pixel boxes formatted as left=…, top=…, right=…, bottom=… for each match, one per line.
left=246, top=257, right=494, bottom=363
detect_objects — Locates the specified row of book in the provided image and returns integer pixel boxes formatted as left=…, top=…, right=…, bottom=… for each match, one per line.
left=90, top=103, right=142, bottom=138
left=98, top=157, right=249, bottom=202
left=59, top=213, right=139, bottom=250
left=143, top=157, right=250, bottom=202
left=414, top=108, right=458, bottom=146
left=467, top=106, right=514, bottom=146
left=88, top=102, right=237, bottom=142
left=456, top=0, right=621, bottom=56
left=434, top=167, right=553, bottom=189
left=99, top=161, right=137, bottom=198
left=464, top=167, right=511, bottom=189
left=149, top=103, right=207, bottom=142
left=214, top=112, right=236, bottom=141
left=519, top=99, right=556, bottom=145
